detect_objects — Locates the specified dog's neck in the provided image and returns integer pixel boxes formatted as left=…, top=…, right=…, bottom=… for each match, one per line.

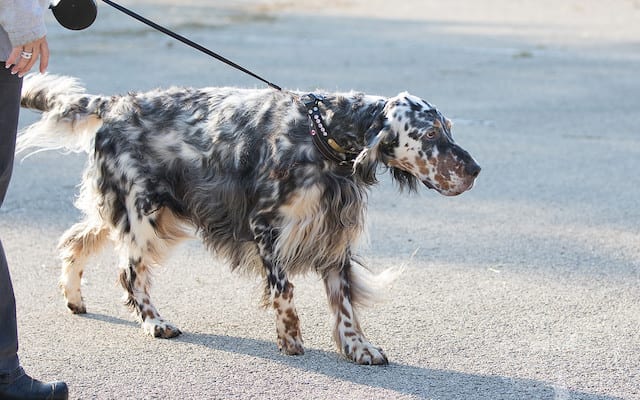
left=304, top=92, right=387, bottom=166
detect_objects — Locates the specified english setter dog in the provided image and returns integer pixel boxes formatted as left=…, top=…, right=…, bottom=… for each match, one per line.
left=18, top=73, right=480, bottom=365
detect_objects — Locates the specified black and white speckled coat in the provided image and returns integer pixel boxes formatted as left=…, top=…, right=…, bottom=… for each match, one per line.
left=18, top=73, right=480, bottom=365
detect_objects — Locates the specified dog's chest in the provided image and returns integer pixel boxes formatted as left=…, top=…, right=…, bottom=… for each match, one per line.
left=278, top=184, right=324, bottom=230
left=272, top=181, right=364, bottom=273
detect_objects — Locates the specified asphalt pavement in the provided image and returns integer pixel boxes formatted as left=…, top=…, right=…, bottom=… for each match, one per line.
left=1, top=1, right=638, bottom=399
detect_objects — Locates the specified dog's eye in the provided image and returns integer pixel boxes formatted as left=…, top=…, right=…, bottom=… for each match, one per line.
left=424, top=130, right=438, bottom=140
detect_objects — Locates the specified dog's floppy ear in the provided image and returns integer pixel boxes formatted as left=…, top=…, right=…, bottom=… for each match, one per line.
left=354, top=111, right=390, bottom=184
left=363, top=112, right=386, bottom=149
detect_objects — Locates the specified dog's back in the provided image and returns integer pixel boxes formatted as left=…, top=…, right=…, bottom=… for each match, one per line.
left=19, top=73, right=293, bottom=162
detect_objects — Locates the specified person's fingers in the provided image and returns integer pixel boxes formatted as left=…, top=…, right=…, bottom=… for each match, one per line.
left=10, top=51, right=29, bottom=75
left=5, top=37, right=48, bottom=76
left=39, top=41, right=49, bottom=73
left=11, top=49, right=31, bottom=76
left=19, top=48, right=39, bottom=77
left=5, top=48, right=21, bottom=68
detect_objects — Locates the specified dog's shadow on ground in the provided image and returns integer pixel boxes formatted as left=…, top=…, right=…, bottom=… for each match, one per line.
left=80, top=312, right=140, bottom=327
left=78, top=312, right=618, bottom=399
left=174, top=331, right=618, bottom=400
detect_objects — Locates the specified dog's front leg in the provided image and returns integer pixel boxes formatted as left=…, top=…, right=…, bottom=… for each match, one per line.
left=270, top=278, right=304, bottom=355
left=324, top=262, right=388, bottom=365
left=251, top=215, right=304, bottom=355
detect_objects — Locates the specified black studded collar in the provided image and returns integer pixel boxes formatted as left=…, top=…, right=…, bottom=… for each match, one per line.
left=301, top=93, right=359, bottom=168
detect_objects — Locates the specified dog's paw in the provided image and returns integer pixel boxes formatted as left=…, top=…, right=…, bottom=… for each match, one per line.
left=344, top=341, right=388, bottom=365
left=66, top=301, right=87, bottom=314
left=277, top=334, right=305, bottom=355
left=62, top=287, right=86, bottom=314
left=142, top=319, right=182, bottom=339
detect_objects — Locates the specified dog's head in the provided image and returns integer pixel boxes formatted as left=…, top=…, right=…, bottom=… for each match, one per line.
left=358, top=92, right=480, bottom=196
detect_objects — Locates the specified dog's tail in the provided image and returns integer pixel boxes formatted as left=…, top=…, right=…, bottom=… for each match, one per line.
left=17, top=73, right=105, bottom=156
left=349, top=260, right=403, bottom=307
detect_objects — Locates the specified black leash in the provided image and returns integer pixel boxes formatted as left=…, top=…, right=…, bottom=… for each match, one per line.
left=100, top=0, right=282, bottom=91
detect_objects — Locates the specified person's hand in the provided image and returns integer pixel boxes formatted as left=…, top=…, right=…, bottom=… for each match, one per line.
left=5, top=35, right=49, bottom=78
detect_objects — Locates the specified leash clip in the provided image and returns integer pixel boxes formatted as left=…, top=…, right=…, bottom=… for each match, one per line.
left=302, top=93, right=325, bottom=108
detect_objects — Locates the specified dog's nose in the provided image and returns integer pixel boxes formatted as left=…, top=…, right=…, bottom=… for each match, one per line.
left=465, top=162, right=481, bottom=177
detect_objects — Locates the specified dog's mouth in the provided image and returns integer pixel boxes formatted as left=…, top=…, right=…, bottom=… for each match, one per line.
left=422, top=180, right=437, bottom=191
left=422, top=177, right=477, bottom=196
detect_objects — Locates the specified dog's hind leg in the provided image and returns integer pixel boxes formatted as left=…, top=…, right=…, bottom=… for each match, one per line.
left=323, top=262, right=388, bottom=365
left=117, top=207, right=183, bottom=339
left=58, top=219, right=109, bottom=314
left=118, top=254, right=181, bottom=338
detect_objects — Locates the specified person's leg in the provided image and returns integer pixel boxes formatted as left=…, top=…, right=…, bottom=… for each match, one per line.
left=0, top=62, right=21, bottom=375
left=0, top=243, right=18, bottom=373
left=0, top=63, right=68, bottom=400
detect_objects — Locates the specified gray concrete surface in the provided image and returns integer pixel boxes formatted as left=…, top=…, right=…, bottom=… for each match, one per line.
left=1, top=0, right=639, bottom=398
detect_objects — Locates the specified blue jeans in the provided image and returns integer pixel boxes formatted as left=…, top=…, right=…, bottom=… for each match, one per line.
left=0, top=62, right=23, bottom=374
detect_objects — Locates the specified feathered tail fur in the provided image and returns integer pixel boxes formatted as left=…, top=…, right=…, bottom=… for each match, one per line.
left=18, top=73, right=103, bottom=156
